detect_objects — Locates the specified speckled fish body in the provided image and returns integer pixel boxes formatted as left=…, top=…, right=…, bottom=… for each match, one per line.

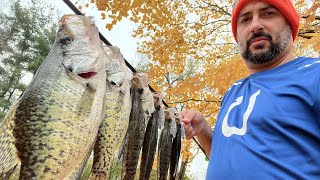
left=89, top=46, right=133, bottom=180
left=139, top=93, right=164, bottom=180
left=158, top=108, right=178, bottom=180
left=12, top=14, right=107, bottom=179
left=122, top=73, right=155, bottom=180
left=170, top=112, right=182, bottom=180
left=0, top=101, right=20, bottom=177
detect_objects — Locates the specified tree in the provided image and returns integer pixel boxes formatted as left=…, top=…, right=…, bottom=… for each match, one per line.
left=81, top=0, right=319, bottom=125
left=0, top=0, right=57, bottom=120
left=80, top=0, right=319, bottom=176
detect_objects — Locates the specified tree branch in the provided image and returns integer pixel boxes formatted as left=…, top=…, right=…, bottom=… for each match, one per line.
left=167, top=98, right=221, bottom=104
left=199, top=0, right=231, bottom=16
left=301, top=15, right=320, bottom=21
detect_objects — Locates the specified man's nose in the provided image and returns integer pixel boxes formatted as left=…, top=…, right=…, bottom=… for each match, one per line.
left=249, top=17, right=264, bottom=33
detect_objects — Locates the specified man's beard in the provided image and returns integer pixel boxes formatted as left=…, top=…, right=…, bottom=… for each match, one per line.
left=238, top=25, right=292, bottom=65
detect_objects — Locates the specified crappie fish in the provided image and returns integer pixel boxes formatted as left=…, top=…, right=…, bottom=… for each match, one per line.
left=139, top=93, right=164, bottom=180
left=158, top=108, right=178, bottom=180
left=122, top=73, right=155, bottom=180
left=170, top=111, right=182, bottom=180
left=89, top=46, right=133, bottom=180
left=11, top=14, right=107, bottom=179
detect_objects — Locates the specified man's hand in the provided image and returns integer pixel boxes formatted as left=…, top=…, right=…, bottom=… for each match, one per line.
left=181, top=110, right=206, bottom=139
left=180, top=109, right=213, bottom=157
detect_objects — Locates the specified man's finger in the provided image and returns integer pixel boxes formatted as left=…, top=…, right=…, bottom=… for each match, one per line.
left=186, top=131, right=195, bottom=139
left=181, top=111, right=195, bottom=124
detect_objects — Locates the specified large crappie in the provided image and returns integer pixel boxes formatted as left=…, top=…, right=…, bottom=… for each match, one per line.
left=0, top=101, right=20, bottom=178
left=2, top=14, right=108, bottom=179
left=89, top=46, right=133, bottom=180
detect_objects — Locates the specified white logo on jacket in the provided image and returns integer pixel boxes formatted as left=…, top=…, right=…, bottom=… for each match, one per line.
left=222, top=90, right=261, bottom=137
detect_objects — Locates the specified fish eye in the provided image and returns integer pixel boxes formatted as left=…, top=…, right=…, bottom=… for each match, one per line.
left=60, top=36, right=74, bottom=45
left=67, top=66, right=73, bottom=72
left=138, top=87, right=144, bottom=94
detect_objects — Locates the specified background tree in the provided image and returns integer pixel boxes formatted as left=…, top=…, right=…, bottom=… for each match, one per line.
left=0, top=0, right=57, bottom=120
left=80, top=0, right=319, bottom=125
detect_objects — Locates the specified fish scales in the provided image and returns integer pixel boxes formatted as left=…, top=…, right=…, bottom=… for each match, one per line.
left=89, top=46, right=132, bottom=180
left=139, top=93, right=164, bottom=180
left=122, top=73, right=155, bottom=180
left=122, top=75, right=144, bottom=180
left=170, top=119, right=182, bottom=180
left=139, top=112, right=158, bottom=180
left=158, top=119, right=172, bottom=180
left=12, top=15, right=107, bottom=179
left=158, top=108, right=177, bottom=180
left=0, top=102, right=20, bottom=177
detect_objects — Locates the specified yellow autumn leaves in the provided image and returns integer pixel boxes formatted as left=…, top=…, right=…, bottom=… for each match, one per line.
left=74, top=0, right=319, bottom=166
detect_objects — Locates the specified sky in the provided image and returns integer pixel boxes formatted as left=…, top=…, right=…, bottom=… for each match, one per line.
left=52, top=0, right=140, bottom=68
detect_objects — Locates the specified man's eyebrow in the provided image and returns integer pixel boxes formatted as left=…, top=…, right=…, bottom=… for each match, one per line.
left=260, top=6, right=277, bottom=12
left=238, top=5, right=277, bottom=19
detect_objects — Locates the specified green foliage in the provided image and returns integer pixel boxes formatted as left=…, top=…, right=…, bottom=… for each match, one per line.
left=0, top=0, right=57, bottom=119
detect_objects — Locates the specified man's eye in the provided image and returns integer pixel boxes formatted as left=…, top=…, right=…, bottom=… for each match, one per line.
left=264, top=12, right=274, bottom=16
left=240, top=18, right=249, bottom=23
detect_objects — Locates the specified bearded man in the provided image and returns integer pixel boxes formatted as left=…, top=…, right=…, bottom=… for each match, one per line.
left=181, top=0, right=320, bottom=179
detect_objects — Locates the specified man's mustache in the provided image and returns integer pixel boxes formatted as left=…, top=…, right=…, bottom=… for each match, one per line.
left=247, top=32, right=272, bottom=46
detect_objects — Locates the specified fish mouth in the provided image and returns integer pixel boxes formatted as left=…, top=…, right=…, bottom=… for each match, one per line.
left=77, top=71, right=97, bottom=79
left=62, top=63, right=98, bottom=79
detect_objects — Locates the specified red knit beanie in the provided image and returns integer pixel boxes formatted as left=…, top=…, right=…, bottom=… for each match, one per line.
left=231, top=0, right=300, bottom=42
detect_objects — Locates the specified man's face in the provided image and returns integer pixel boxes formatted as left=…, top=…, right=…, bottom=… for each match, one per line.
left=236, top=1, right=293, bottom=65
